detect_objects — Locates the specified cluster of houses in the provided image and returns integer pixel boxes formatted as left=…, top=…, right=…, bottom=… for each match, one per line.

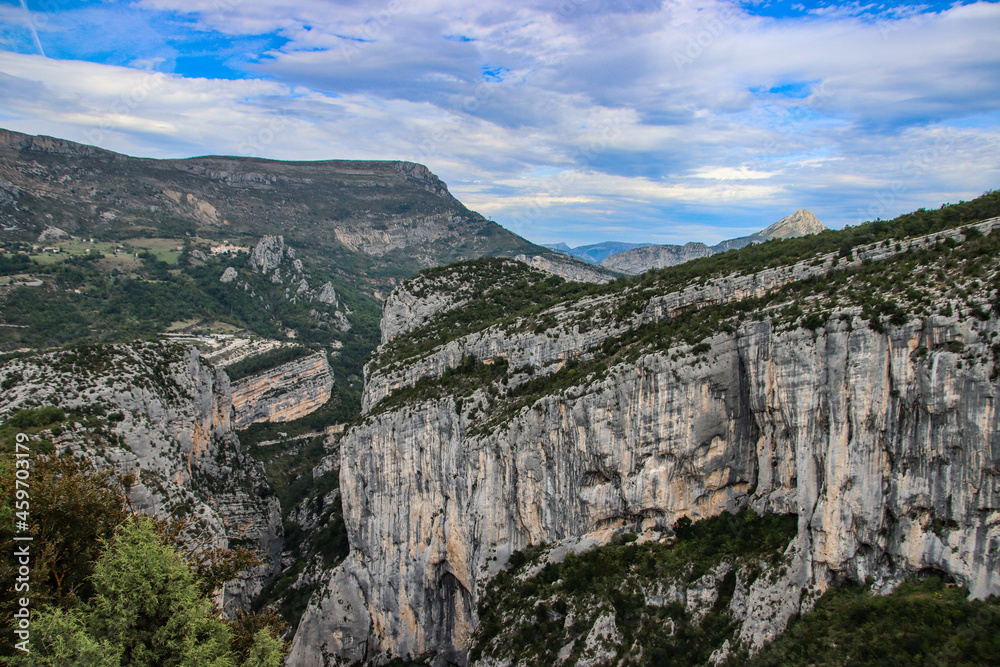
left=10, top=236, right=248, bottom=258
left=209, top=242, right=251, bottom=256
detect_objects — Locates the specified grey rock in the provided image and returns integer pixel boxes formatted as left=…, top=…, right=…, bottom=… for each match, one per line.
left=513, top=253, right=614, bottom=284
left=220, top=266, right=238, bottom=283
left=250, top=234, right=285, bottom=274
left=602, top=209, right=828, bottom=275
left=230, top=352, right=333, bottom=428
left=314, top=282, right=338, bottom=306
left=600, top=241, right=714, bottom=274
left=291, top=217, right=1000, bottom=664
left=0, top=343, right=282, bottom=614
left=37, top=225, right=68, bottom=242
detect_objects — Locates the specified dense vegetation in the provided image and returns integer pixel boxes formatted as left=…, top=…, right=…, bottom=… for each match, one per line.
left=371, top=192, right=1000, bottom=436
left=471, top=508, right=1000, bottom=666
left=236, top=388, right=358, bottom=630
left=0, top=427, right=287, bottom=665
left=745, top=576, right=1000, bottom=666
left=471, top=510, right=798, bottom=666
left=224, top=345, right=315, bottom=383
left=371, top=258, right=598, bottom=372
left=0, top=249, right=376, bottom=355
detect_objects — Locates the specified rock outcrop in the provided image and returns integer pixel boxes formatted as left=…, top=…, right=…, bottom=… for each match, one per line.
left=250, top=234, right=287, bottom=275
left=230, top=352, right=334, bottom=428
left=0, top=342, right=283, bottom=614
left=513, top=253, right=615, bottom=284
left=288, top=218, right=1000, bottom=666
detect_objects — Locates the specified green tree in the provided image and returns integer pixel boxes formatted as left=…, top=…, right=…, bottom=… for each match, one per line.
left=0, top=453, right=133, bottom=637
left=87, top=517, right=235, bottom=667
left=7, top=518, right=234, bottom=667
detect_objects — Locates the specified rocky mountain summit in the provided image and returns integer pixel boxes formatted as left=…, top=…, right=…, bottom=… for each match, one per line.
left=287, top=197, right=1000, bottom=666
left=601, top=209, right=828, bottom=274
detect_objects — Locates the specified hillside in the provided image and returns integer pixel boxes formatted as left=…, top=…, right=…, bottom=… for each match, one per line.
left=288, top=191, right=1000, bottom=666
left=0, top=128, right=540, bottom=278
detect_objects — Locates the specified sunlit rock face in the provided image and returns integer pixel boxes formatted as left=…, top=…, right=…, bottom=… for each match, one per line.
left=289, top=222, right=1000, bottom=666
left=230, top=352, right=333, bottom=428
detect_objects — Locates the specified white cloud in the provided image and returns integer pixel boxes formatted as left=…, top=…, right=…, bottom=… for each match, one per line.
left=0, top=1, right=997, bottom=246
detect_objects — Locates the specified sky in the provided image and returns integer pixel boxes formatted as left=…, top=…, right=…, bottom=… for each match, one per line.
left=0, top=1, right=998, bottom=247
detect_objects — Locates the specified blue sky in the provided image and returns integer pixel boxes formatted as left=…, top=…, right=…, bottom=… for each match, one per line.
left=0, top=0, right=998, bottom=246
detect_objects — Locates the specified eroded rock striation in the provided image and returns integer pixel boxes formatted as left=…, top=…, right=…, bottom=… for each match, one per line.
left=230, top=351, right=334, bottom=428
left=289, top=218, right=1000, bottom=666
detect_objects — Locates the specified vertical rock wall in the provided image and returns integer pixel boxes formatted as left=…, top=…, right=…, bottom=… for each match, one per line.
left=290, top=315, right=1000, bottom=666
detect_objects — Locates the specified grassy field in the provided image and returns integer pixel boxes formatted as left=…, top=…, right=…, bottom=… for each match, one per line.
left=5, top=237, right=185, bottom=268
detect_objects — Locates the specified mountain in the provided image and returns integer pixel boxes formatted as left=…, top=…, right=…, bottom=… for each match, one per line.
left=0, top=129, right=546, bottom=282
left=287, top=192, right=1000, bottom=666
left=0, top=342, right=282, bottom=614
left=601, top=209, right=828, bottom=274
left=557, top=241, right=657, bottom=264
left=0, top=128, right=611, bottom=640
left=712, top=208, right=829, bottom=253
left=4, top=126, right=1000, bottom=665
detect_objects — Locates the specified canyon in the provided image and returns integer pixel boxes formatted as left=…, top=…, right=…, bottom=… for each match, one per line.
left=288, top=216, right=1000, bottom=666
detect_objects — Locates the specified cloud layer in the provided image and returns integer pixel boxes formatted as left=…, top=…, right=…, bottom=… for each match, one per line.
left=0, top=0, right=997, bottom=244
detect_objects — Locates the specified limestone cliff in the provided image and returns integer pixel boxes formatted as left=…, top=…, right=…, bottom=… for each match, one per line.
left=289, top=216, right=1000, bottom=666
left=0, top=342, right=282, bottom=614
left=512, top=253, right=616, bottom=284
left=598, top=241, right=714, bottom=275
left=231, top=352, right=334, bottom=428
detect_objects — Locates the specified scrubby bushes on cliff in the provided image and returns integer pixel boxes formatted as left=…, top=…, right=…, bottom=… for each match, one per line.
left=744, top=576, right=1000, bottom=666
left=224, top=345, right=315, bottom=383
left=0, top=445, right=288, bottom=665
left=470, top=510, right=798, bottom=667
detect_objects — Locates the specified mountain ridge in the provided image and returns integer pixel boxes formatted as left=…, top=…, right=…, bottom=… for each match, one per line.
left=542, top=209, right=827, bottom=273
left=601, top=209, right=828, bottom=274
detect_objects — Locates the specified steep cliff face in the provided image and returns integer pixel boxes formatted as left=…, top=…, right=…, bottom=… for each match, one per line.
left=0, top=342, right=282, bottom=613
left=289, top=217, right=1000, bottom=665
left=512, top=253, right=616, bottom=284
left=231, top=352, right=334, bottom=428
left=600, top=241, right=715, bottom=274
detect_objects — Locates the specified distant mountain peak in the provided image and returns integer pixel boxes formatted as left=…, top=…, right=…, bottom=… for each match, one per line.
left=601, top=209, right=828, bottom=274
left=757, top=209, right=826, bottom=240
